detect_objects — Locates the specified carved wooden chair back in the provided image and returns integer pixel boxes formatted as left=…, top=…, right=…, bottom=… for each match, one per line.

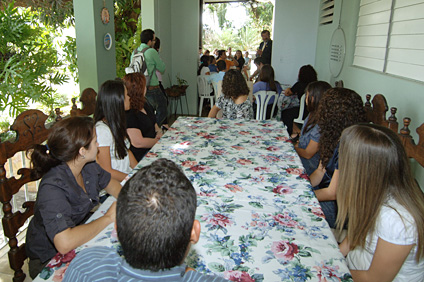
left=364, top=94, right=399, bottom=133
left=399, top=119, right=424, bottom=168
left=364, top=94, right=423, bottom=169
left=70, top=88, right=97, bottom=117
left=0, top=110, right=51, bottom=282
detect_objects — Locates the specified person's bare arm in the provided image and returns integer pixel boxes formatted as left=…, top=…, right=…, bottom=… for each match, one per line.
left=284, top=88, right=293, bottom=96
left=208, top=105, right=221, bottom=118
left=97, top=147, right=127, bottom=182
left=104, top=179, right=121, bottom=199
left=309, top=161, right=326, bottom=187
left=53, top=202, right=116, bottom=255
left=350, top=238, right=413, bottom=282
left=295, top=140, right=319, bottom=159
left=127, top=128, right=158, bottom=149
left=314, top=169, right=339, bottom=201
left=339, top=237, right=350, bottom=257
left=128, top=150, right=137, bottom=169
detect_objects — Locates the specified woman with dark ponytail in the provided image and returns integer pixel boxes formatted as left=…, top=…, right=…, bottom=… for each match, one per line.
left=94, top=79, right=137, bottom=181
left=25, top=116, right=121, bottom=279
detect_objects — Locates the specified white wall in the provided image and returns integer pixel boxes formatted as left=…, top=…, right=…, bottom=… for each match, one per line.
left=142, top=0, right=198, bottom=116
left=314, top=0, right=424, bottom=187
left=272, top=0, right=320, bottom=85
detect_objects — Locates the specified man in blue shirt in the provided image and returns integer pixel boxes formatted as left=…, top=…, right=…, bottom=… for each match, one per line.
left=207, top=60, right=226, bottom=84
left=63, top=159, right=228, bottom=282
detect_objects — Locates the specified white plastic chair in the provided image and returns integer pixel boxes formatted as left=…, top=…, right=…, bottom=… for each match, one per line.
left=197, top=75, right=214, bottom=117
left=212, top=80, right=223, bottom=100
left=253, top=91, right=278, bottom=120
left=293, top=93, right=306, bottom=124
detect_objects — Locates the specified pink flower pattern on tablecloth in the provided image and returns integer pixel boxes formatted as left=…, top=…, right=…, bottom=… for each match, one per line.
left=39, top=117, right=352, bottom=282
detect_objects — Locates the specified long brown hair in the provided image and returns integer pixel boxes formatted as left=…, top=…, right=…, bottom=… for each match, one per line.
left=337, top=124, right=424, bottom=261
left=258, top=65, right=277, bottom=92
left=317, top=88, right=366, bottom=167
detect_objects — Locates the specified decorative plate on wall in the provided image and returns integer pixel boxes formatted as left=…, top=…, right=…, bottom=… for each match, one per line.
left=104, top=33, right=112, bottom=51
left=329, top=27, right=346, bottom=77
left=101, top=7, right=110, bottom=24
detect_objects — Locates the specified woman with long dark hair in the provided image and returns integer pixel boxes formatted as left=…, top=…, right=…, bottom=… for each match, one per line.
left=25, top=117, right=121, bottom=278
left=294, top=81, right=331, bottom=175
left=94, top=80, right=137, bottom=182
left=252, top=64, right=282, bottom=119
left=123, top=73, right=162, bottom=161
left=337, top=124, right=424, bottom=281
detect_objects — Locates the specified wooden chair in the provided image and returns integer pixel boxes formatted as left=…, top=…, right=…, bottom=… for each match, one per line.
left=70, top=88, right=97, bottom=117
left=364, top=94, right=423, bottom=168
left=0, top=110, right=51, bottom=282
left=399, top=118, right=424, bottom=168
left=364, top=94, right=399, bottom=133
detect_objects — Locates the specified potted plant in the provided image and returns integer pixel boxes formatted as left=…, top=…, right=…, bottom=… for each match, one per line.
left=165, top=74, right=189, bottom=97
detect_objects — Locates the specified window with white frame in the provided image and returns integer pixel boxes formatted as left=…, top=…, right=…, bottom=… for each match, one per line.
left=353, top=0, right=424, bottom=82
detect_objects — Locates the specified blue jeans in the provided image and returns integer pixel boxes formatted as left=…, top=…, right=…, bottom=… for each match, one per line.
left=145, top=88, right=168, bottom=126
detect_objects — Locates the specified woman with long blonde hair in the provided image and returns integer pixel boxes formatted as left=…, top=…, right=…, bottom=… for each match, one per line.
left=337, top=124, right=424, bottom=281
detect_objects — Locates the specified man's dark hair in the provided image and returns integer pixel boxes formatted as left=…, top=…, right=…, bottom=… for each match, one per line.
left=117, top=158, right=197, bottom=271
left=217, top=60, right=226, bottom=71
left=254, top=57, right=263, bottom=66
left=217, top=49, right=226, bottom=58
left=140, top=29, right=155, bottom=44
left=261, top=30, right=270, bottom=36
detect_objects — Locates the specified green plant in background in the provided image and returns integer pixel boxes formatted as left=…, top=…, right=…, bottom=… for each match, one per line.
left=176, top=74, right=188, bottom=86
left=0, top=2, right=68, bottom=118
left=114, top=0, right=142, bottom=78
left=203, top=1, right=273, bottom=52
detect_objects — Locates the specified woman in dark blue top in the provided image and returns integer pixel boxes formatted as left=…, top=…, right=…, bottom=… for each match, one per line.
left=26, top=117, right=121, bottom=278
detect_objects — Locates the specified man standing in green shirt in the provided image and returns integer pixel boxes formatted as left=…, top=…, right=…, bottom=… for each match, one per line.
left=133, top=29, right=167, bottom=126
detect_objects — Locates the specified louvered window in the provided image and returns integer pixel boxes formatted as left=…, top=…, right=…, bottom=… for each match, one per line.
left=320, top=0, right=335, bottom=25
left=353, top=0, right=424, bottom=82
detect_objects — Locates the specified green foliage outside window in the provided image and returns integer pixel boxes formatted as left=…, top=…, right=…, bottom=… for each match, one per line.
left=0, top=2, right=68, bottom=118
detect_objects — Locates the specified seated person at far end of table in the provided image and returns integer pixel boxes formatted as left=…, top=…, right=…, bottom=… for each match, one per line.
left=208, top=69, right=253, bottom=120
left=252, top=64, right=282, bottom=120
left=206, top=60, right=227, bottom=84
left=63, top=159, right=229, bottom=282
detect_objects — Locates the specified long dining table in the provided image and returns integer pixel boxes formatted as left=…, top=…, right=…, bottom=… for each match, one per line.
left=35, top=117, right=352, bottom=282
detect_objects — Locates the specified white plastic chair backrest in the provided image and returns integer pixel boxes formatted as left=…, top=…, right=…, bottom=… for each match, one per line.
left=294, top=93, right=306, bottom=124
left=246, top=81, right=254, bottom=102
left=197, top=76, right=210, bottom=97
left=254, top=91, right=278, bottom=120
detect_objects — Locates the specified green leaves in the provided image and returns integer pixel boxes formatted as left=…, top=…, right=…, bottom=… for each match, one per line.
left=0, top=4, right=66, bottom=117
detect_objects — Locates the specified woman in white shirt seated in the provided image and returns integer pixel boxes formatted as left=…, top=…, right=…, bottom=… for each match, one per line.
left=337, top=124, right=424, bottom=282
left=94, top=80, right=137, bottom=182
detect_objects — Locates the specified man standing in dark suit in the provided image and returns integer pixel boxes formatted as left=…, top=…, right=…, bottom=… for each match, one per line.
left=256, top=30, right=272, bottom=65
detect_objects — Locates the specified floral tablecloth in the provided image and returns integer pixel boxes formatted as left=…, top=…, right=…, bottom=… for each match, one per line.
left=35, top=117, right=352, bottom=282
